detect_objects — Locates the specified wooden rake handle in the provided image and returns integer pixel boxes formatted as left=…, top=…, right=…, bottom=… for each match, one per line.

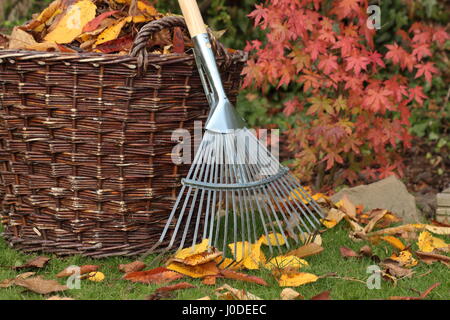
left=178, top=0, right=207, bottom=37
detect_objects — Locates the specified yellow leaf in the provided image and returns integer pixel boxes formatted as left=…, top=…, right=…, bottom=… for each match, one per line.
left=95, top=16, right=130, bottom=45
left=174, top=239, right=210, bottom=260
left=215, top=257, right=243, bottom=270
left=417, top=231, right=448, bottom=253
left=278, top=272, right=318, bottom=287
left=265, top=255, right=309, bottom=270
left=321, top=208, right=345, bottom=228
left=137, top=1, right=158, bottom=17
left=8, top=27, right=38, bottom=50
left=259, top=233, right=286, bottom=246
left=166, top=261, right=219, bottom=279
left=390, top=250, right=418, bottom=268
left=27, top=0, right=63, bottom=32
left=288, top=186, right=312, bottom=203
left=44, top=0, right=97, bottom=44
left=228, top=241, right=266, bottom=270
left=381, top=236, right=406, bottom=251
left=87, top=271, right=105, bottom=282
left=169, top=249, right=222, bottom=266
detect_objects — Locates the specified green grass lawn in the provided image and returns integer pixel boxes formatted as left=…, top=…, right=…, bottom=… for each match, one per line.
left=0, top=224, right=448, bottom=300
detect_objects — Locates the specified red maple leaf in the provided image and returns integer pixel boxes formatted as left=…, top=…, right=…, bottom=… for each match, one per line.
left=248, top=4, right=268, bottom=28
left=318, top=54, right=338, bottom=74
left=332, top=0, right=361, bottom=19
left=345, top=53, right=370, bottom=75
left=385, top=43, right=407, bottom=65
left=415, top=62, right=438, bottom=83
left=304, top=40, right=327, bottom=61
left=408, top=86, right=427, bottom=106
left=363, top=88, right=393, bottom=113
left=432, top=27, right=450, bottom=45
left=411, top=43, right=431, bottom=61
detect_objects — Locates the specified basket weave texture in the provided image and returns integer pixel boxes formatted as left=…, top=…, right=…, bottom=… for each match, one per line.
left=0, top=17, right=246, bottom=258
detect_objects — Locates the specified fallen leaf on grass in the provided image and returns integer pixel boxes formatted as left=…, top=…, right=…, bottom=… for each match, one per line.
left=381, top=261, right=414, bottom=279
left=339, top=246, right=359, bottom=258
left=56, top=265, right=99, bottom=278
left=359, top=245, right=373, bottom=257
left=311, top=291, right=331, bottom=300
left=123, top=267, right=183, bottom=284
left=0, top=272, right=36, bottom=288
left=278, top=272, right=318, bottom=287
left=380, top=235, right=406, bottom=250
left=368, top=224, right=450, bottom=237
left=46, top=296, right=75, bottom=300
left=389, top=282, right=440, bottom=300
left=259, top=233, right=286, bottom=246
left=215, top=284, right=262, bottom=300
left=280, top=288, right=303, bottom=300
left=417, top=231, right=448, bottom=253
left=14, top=276, right=68, bottom=295
left=167, top=261, right=220, bottom=279
left=197, top=296, right=211, bottom=300
left=13, top=256, right=50, bottom=270
left=202, top=275, right=218, bottom=286
left=173, top=239, right=210, bottom=260
left=154, top=282, right=196, bottom=294
left=169, top=248, right=222, bottom=266
left=321, top=208, right=345, bottom=229
left=287, top=243, right=324, bottom=259
left=337, top=195, right=356, bottom=219
left=363, top=209, right=388, bottom=233
left=415, top=251, right=450, bottom=266
left=220, top=269, right=268, bottom=286
left=118, top=261, right=146, bottom=273
left=86, top=271, right=105, bottom=282
left=390, top=250, right=418, bottom=268
left=228, top=240, right=266, bottom=270
left=265, top=255, right=308, bottom=270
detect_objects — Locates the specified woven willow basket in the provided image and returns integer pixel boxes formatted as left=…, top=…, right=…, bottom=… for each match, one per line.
left=0, top=17, right=246, bottom=258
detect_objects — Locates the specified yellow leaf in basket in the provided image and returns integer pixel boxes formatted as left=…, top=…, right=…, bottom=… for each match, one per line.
left=166, top=261, right=219, bottom=279
left=174, top=239, right=210, bottom=260
left=95, top=16, right=131, bottom=45
left=381, top=236, right=406, bottom=251
left=44, top=0, right=97, bottom=44
left=137, top=1, right=159, bottom=17
left=278, top=272, right=318, bottom=287
left=228, top=241, right=266, bottom=270
left=418, top=231, right=448, bottom=253
left=259, top=233, right=286, bottom=246
left=27, top=0, right=63, bottom=32
left=390, top=250, right=418, bottom=268
left=265, top=255, right=308, bottom=270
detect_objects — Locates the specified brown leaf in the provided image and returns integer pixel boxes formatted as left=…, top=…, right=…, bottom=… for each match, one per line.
left=287, top=243, right=324, bottom=259
left=13, top=256, right=50, bottom=270
left=415, top=251, right=450, bottom=265
left=56, top=265, right=99, bottom=278
left=339, top=246, right=359, bottom=258
left=172, top=27, right=185, bottom=54
left=311, top=291, right=331, bottom=300
left=14, top=276, right=68, bottom=295
left=154, top=282, right=196, bottom=294
left=359, top=245, right=373, bottom=257
left=0, top=272, right=36, bottom=288
left=220, top=269, right=268, bottom=286
left=389, top=282, right=440, bottom=300
left=123, top=267, right=183, bottom=284
left=340, top=194, right=356, bottom=219
left=119, top=261, right=146, bottom=273
left=381, top=261, right=414, bottom=279
left=8, top=27, right=38, bottom=49
left=280, top=288, right=303, bottom=300
left=215, top=284, right=262, bottom=300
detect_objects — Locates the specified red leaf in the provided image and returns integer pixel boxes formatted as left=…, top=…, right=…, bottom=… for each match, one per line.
left=311, top=291, right=331, bottom=300
left=220, top=269, right=268, bottom=286
left=96, top=35, right=134, bottom=54
left=123, top=267, right=183, bottom=284
left=172, top=27, right=185, bottom=54
left=414, top=62, right=438, bottom=83
left=82, top=10, right=119, bottom=33
left=339, top=246, right=359, bottom=258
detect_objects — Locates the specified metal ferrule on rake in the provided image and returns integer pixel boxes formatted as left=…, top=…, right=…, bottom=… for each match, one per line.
left=142, top=0, right=325, bottom=266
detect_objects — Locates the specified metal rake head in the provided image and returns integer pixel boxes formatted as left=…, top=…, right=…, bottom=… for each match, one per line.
left=142, top=128, right=325, bottom=266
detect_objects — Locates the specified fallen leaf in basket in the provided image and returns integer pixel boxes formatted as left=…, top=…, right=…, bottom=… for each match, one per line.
left=95, top=16, right=130, bottom=45
left=287, top=243, right=324, bottom=259
left=172, top=27, right=185, bottom=54
left=389, top=282, right=440, bottom=300
left=228, top=240, right=266, bottom=270
left=46, top=295, right=75, bottom=300
left=220, top=269, right=268, bottom=286
left=83, top=10, right=120, bottom=33
left=118, top=261, right=146, bottom=273
left=154, top=282, right=196, bottom=294
left=311, top=290, right=331, bottom=300
left=22, top=0, right=63, bottom=32
left=0, top=272, right=36, bottom=288
left=169, top=248, right=223, bottom=266
left=44, top=0, right=97, bottom=44
left=380, top=235, right=406, bottom=251
left=280, top=288, right=303, bottom=300
left=265, top=255, right=309, bottom=270
left=215, top=284, right=262, bottom=300
left=390, top=250, right=418, bottom=267
left=14, top=276, right=68, bottom=295
left=13, top=256, right=50, bottom=270
left=56, top=265, right=99, bottom=278
left=174, top=239, right=210, bottom=260
left=339, top=246, right=359, bottom=258
left=87, top=271, right=105, bottom=282
left=321, top=208, right=345, bottom=228
left=259, top=233, right=286, bottom=246
left=166, top=261, right=220, bottom=279
left=8, top=27, right=38, bottom=50
left=137, top=1, right=159, bottom=17
left=417, top=231, right=448, bottom=253
left=96, top=35, right=134, bottom=53
left=123, top=267, right=183, bottom=284
left=278, top=272, right=318, bottom=287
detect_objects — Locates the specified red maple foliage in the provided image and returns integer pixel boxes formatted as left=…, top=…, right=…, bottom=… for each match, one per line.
left=243, top=0, right=449, bottom=188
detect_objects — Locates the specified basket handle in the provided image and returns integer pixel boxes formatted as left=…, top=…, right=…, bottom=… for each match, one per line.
left=130, top=16, right=230, bottom=76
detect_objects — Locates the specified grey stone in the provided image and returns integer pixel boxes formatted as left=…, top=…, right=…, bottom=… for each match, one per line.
left=331, top=175, right=420, bottom=223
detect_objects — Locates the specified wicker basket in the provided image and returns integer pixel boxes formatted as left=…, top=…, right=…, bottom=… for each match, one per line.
left=0, top=17, right=246, bottom=258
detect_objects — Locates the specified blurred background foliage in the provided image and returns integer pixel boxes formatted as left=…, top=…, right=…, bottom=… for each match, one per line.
left=0, top=0, right=448, bottom=185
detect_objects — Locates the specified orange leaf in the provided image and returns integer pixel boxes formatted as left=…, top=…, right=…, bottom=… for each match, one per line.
left=56, top=265, right=99, bottom=278
left=166, top=261, right=220, bottom=279
left=339, top=246, right=359, bottom=258
left=220, top=269, right=268, bottom=286
left=118, top=261, right=146, bottom=273
left=123, top=267, right=183, bottom=284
